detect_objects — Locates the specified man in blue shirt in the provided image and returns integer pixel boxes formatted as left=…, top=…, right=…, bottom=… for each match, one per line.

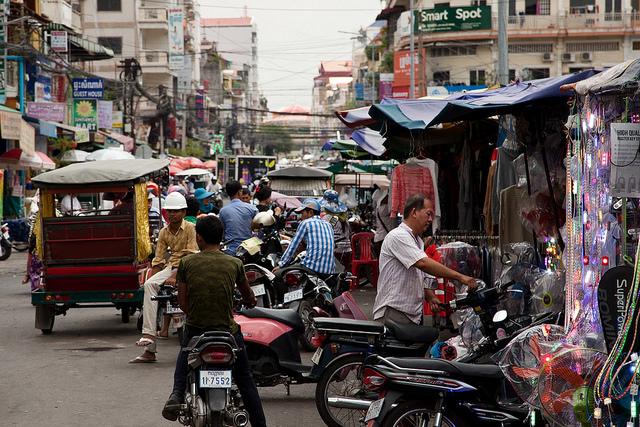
left=219, top=180, right=258, bottom=255
left=276, top=198, right=335, bottom=275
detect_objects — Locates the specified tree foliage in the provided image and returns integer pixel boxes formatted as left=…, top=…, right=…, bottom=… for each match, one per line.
left=256, top=125, right=294, bottom=155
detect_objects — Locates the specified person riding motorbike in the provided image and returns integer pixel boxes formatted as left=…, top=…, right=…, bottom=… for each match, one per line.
left=161, top=216, right=266, bottom=426
left=273, top=198, right=335, bottom=277
left=193, top=187, right=219, bottom=215
left=320, top=190, right=352, bottom=273
left=132, top=192, right=198, bottom=363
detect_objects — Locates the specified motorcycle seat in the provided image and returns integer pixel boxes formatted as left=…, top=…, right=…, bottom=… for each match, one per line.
left=313, top=317, right=385, bottom=335
left=385, top=319, right=439, bottom=345
left=240, top=307, right=304, bottom=333
left=384, top=357, right=503, bottom=379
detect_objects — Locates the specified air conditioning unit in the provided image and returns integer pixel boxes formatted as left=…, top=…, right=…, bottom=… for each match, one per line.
left=561, top=53, right=575, bottom=63
left=581, top=52, right=593, bottom=62
left=542, top=52, right=555, bottom=62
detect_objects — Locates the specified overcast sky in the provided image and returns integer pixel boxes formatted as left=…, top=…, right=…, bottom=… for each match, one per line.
left=200, top=1, right=383, bottom=110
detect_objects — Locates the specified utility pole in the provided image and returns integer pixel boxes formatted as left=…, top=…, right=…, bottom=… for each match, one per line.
left=497, top=0, right=509, bottom=85
left=409, top=0, right=415, bottom=98
left=118, top=58, right=139, bottom=141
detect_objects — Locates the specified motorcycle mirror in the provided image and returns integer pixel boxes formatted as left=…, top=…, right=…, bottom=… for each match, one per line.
left=493, top=310, right=508, bottom=323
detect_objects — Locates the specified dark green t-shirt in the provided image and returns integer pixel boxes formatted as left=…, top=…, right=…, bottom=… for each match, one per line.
left=176, top=250, right=242, bottom=333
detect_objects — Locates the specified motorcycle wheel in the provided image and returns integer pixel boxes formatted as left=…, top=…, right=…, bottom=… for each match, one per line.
left=383, top=400, right=467, bottom=427
left=315, top=353, right=367, bottom=427
left=0, top=239, right=12, bottom=261
left=121, top=305, right=130, bottom=323
left=298, top=299, right=317, bottom=351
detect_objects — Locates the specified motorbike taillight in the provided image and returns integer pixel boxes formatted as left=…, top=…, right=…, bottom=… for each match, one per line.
left=245, top=270, right=262, bottom=283
left=200, top=344, right=234, bottom=364
left=284, top=271, right=303, bottom=287
left=310, top=331, right=327, bottom=348
left=362, top=367, right=387, bottom=392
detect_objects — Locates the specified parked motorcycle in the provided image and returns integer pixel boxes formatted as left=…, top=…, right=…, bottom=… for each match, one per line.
left=172, top=331, right=250, bottom=427
left=0, top=223, right=13, bottom=261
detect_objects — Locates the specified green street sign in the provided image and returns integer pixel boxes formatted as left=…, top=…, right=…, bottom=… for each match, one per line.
left=414, top=6, right=492, bottom=33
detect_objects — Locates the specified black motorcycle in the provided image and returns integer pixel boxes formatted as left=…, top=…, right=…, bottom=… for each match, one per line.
left=175, top=331, right=249, bottom=427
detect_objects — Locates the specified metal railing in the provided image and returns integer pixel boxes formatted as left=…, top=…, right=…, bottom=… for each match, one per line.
left=138, top=7, right=167, bottom=23
left=140, top=51, right=169, bottom=65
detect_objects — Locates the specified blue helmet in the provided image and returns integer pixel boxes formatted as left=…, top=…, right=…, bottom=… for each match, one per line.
left=323, top=189, right=340, bottom=204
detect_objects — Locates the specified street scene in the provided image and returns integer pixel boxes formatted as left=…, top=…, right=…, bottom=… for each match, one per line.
left=3, top=1, right=640, bottom=427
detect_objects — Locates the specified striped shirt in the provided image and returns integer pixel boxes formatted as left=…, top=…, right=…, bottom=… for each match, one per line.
left=279, top=216, right=335, bottom=274
left=373, top=222, right=430, bottom=324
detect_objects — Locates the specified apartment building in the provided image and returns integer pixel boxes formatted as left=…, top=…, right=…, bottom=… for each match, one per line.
left=389, top=0, right=640, bottom=94
left=311, top=61, right=353, bottom=138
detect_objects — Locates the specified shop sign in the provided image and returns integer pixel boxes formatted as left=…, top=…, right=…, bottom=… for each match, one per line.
left=379, top=73, right=394, bottom=99
left=195, top=89, right=205, bottom=125
left=27, top=102, right=66, bottom=122
left=50, top=30, right=68, bottom=52
left=355, top=83, right=364, bottom=101
left=0, top=0, right=7, bottom=104
left=97, top=100, right=113, bottom=129
left=210, top=134, right=225, bottom=155
left=414, top=6, right=492, bottom=33
left=393, top=49, right=425, bottom=87
left=112, top=111, right=123, bottom=129
left=610, top=123, right=640, bottom=198
left=20, top=121, right=35, bottom=155
left=72, top=99, right=98, bottom=131
left=0, top=111, right=21, bottom=139
left=72, top=78, right=104, bottom=99
left=35, top=75, right=52, bottom=102
left=168, top=7, right=185, bottom=70
left=598, top=266, right=637, bottom=353
left=52, top=75, right=67, bottom=103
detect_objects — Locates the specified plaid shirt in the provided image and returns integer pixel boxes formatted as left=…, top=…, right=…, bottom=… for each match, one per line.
left=279, top=216, right=335, bottom=274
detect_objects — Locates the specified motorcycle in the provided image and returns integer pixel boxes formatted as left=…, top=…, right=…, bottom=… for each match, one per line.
left=0, top=223, right=13, bottom=261
left=173, top=331, right=250, bottom=427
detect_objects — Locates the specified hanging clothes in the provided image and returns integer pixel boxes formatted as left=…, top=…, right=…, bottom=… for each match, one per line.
left=390, top=158, right=441, bottom=230
left=491, top=145, right=520, bottom=227
left=483, top=161, right=497, bottom=235
left=499, top=185, right=534, bottom=247
left=458, top=142, right=473, bottom=230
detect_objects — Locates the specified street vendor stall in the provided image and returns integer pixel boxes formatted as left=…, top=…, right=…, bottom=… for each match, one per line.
left=267, top=166, right=331, bottom=198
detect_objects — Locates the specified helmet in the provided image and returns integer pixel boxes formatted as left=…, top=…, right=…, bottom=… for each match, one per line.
left=168, top=185, right=186, bottom=195
left=194, top=188, right=214, bottom=200
left=260, top=176, right=271, bottom=185
left=323, top=189, right=340, bottom=204
left=295, top=198, right=321, bottom=213
left=252, top=211, right=276, bottom=227
left=164, top=192, right=188, bottom=210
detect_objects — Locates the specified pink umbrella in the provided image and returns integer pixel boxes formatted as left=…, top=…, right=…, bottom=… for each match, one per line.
left=204, top=160, right=217, bottom=170
left=169, top=165, right=183, bottom=176
left=271, top=191, right=302, bottom=209
left=184, top=157, right=205, bottom=168
left=0, top=148, right=56, bottom=170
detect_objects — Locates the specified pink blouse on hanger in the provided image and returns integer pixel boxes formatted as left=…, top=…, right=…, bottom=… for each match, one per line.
left=391, top=163, right=435, bottom=216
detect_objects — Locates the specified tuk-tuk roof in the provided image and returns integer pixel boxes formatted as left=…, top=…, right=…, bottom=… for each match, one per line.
left=32, top=159, right=169, bottom=187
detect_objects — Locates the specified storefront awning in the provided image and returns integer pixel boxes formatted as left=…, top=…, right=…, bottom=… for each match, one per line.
left=97, top=130, right=134, bottom=152
left=45, top=24, right=114, bottom=62
left=35, top=119, right=90, bottom=143
left=0, top=106, right=36, bottom=154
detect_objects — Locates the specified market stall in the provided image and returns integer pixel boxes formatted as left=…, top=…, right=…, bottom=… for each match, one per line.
left=267, top=166, right=331, bottom=198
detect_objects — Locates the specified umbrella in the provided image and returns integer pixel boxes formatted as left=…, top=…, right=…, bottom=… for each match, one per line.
left=0, top=149, right=56, bottom=170
left=86, top=149, right=135, bottom=161
left=169, top=165, right=183, bottom=176
left=59, top=149, right=89, bottom=163
left=271, top=191, right=302, bottom=209
left=176, top=168, right=212, bottom=177
left=203, top=160, right=217, bottom=169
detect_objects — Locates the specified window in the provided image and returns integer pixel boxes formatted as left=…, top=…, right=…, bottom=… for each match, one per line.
left=509, top=43, right=553, bottom=54
left=434, top=2, right=450, bottom=7
left=429, top=46, right=476, bottom=57
left=471, top=0, right=487, bottom=5
left=433, top=71, right=450, bottom=84
left=509, top=69, right=517, bottom=81
left=569, top=0, right=596, bottom=14
left=97, top=37, right=122, bottom=55
left=526, top=68, right=550, bottom=79
left=633, top=41, right=640, bottom=50
left=566, top=41, right=619, bottom=52
left=605, top=0, right=622, bottom=13
left=470, top=70, right=486, bottom=85
left=509, top=0, right=516, bottom=15
left=97, top=0, right=121, bottom=12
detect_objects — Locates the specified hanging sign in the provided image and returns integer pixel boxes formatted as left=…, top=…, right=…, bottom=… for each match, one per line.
left=97, top=100, right=113, bottom=129
left=0, top=0, right=7, bottom=104
left=50, top=30, right=68, bottom=52
left=0, top=111, right=21, bottom=139
left=168, top=7, right=185, bottom=70
left=597, top=266, right=638, bottom=353
left=20, top=121, right=35, bottom=155
left=72, top=78, right=104, bottom=99
left=610, top=123, right=640, bottom=198
left=72, top=99, right=98, bottom=131
left=414, top=6, right=492, bottom=33
left=27, top=102, right=66, bottom=122
left=112, top=111, right=123, bottom=129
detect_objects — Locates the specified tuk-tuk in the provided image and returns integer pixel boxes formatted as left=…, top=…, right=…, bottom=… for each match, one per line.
left=31, top=159, right=169, bottom=334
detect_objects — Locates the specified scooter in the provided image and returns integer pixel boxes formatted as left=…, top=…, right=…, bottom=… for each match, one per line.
left=0, top=224, right=13, bottom=261
left=172, top=331, right=250, bottom=427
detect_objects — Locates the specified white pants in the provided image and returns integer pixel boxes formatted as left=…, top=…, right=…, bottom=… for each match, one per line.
left=141, top=266, right=174, bottom=337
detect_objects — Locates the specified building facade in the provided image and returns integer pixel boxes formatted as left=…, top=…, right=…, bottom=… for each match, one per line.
left=311, top=60, right=353, bottom=139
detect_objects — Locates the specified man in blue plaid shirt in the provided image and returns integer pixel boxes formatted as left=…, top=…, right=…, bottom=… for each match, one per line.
left=275, top=198, right=335, bottom=275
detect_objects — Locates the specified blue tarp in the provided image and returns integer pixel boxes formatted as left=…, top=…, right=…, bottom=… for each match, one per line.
left=369, top=70, right=599, bottom=130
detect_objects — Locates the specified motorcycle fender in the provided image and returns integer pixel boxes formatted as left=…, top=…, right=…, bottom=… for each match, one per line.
left=245, top=263, right=275, bottom=281
left=206, top=388, right=227, bottom=412
left=288, top=300, right=301, bottom=311
left=370, top=390, right=404, bottom=426
left=311, top=349, right=365, bottom=377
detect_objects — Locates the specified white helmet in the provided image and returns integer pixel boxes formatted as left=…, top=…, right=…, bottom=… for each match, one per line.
left=252, top=211, right=276, bottom=227
left=164, top=192, right=187, bottom=210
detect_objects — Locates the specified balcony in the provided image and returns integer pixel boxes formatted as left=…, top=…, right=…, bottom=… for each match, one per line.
left=72, top=8, right=82, bottom=33
left=505, top=14, right=560, bottom=35
left=138, top=7, right=168, bottom=30
left=139, top=51, right=170, bottom=74
left=40, top=0, right=73, bottom=29
left=565, top=12, right=625, bottom=31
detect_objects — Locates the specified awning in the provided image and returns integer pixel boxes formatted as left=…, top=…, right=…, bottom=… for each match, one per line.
left=44, top=121, right=90, bottom=143
left=98, top=130, right=134, bottom=152
left=0, top=107, right=36, bottom=154
left=45, top=24, right=114, bottom=62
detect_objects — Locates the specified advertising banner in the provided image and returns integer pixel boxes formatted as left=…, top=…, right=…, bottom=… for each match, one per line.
left=393, top=49, right=425, bottom=88
left=610, top=123, right=640, bottom=198
left=73, top=99, right=98, bottom=131
left=598, top=266, right=638, bottom=353
left=27, top=102, right=66, bottom=122
left=50, top=30, right=68, bottom=52
left=355, top=83, right=364, bottom=101
left=415, top=6, right=492, bottom=33
left=112, top=111, right=123, bottom=129
left=72, top=78, right=104, bottom=99
left=379, top=73, right=394, bottom=99
left=0, top=0, right=8, bottom=104
left=34, top=75, right=52, bottom=102
left=20, top=121, right=35, bottom=155
left=168, top=8, right=185, bottom=70
left=0, top=111, right=21, bottom=139
left=97, top=100, right=113, bottom=130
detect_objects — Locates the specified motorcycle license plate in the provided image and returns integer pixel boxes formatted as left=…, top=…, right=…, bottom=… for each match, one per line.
left=166, top=302, right=183, bottom=315
left=251, top=284, right=266, bottom=297
left=311, top=347, right=323, bottom=365
left=283, top=288, right=303, bottom=303
left=199, top=370, right=232, bottom=388
left=364, top=398, right=384, bottom=422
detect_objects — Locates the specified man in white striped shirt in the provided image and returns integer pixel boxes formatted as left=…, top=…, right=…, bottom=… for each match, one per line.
left=373, top=194, right=479, bottom=326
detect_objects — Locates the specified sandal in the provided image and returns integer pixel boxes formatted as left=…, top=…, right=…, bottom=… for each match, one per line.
left=129, top=354, right=157, bottom=363
left=135, top=337, right=155, bottom=347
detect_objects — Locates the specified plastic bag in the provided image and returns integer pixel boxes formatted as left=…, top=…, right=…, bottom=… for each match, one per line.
left=437, top=242, right=482, bottom=290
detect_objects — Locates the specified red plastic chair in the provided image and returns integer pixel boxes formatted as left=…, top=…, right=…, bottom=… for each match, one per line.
left=350, top=232, right=378, bottom=289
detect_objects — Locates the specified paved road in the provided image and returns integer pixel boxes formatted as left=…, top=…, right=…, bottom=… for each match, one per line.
left=0, top=253, right=377, bottom=426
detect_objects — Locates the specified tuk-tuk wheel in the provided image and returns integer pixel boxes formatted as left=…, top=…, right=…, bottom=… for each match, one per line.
left=35, top=305, right=55, bottom=334
left=121, top=307, right=130, bottom=323
left=137, top=315, right=143, bottom=333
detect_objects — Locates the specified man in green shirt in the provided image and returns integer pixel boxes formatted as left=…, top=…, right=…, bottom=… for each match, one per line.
left=162, top=216, right=266, bottom=426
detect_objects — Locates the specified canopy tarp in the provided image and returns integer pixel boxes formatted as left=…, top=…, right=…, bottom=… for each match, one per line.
left=575, top=59, right=640, bottom=95
left=33, top=159, right=169, bottom=186
left=334, top=173, right=390, bottom=188
left=369, top=70, right=599, bottom=130
left=267, top=166, right=332, bottom=179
